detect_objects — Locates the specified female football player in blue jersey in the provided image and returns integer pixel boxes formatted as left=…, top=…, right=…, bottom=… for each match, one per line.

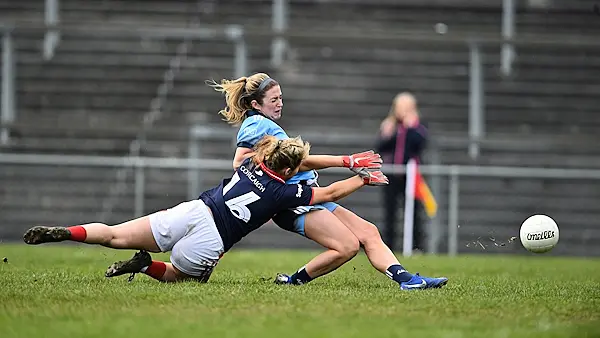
left=22, top=135, right=388, bottom=283
left=209, top=72, right=448, bottom=290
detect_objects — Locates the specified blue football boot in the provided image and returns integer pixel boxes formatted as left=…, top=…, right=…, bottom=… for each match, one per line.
left=400, top=272, right=448, bottom=290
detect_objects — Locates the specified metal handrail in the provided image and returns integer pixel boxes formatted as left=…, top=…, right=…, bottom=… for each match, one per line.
left=3, top=153, right=600, bottom=179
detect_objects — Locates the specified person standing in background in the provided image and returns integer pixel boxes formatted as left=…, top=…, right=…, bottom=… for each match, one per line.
left=376, top=92, right=429, bottom=252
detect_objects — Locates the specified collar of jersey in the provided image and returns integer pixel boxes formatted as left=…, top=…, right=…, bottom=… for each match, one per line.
left=246, top=110, right=267, bottom=119
left=259, top=162, right=286, bottom=183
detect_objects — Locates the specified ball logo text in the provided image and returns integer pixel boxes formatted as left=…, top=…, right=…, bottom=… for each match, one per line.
left=526, top=231, right=555, bottom=241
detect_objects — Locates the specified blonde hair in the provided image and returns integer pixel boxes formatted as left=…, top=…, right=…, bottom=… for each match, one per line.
left=384, top=92, right=417, bottom=126
left=207, top=73, right=279, bottom=125
left=252, top=135, right=310, bottom=173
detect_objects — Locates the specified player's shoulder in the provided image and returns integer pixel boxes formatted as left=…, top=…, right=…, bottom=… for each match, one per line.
left=239, top=160, right=275, bottom=181
left=236, top=162, right=287, bottom=200
left=238, top=115, right=274, bottom=134
left=238, top=115, right=264, bottom=133
left=237, top=118, right=264, bottom=144
left=248, top=163, right=287, bottom=190
left=243, top=114, right=265, bottom=125
left=253, top=165, right=282, bottom=185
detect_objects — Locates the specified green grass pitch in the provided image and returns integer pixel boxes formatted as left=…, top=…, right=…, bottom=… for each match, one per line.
left=1, top=244, right=599, bottom=338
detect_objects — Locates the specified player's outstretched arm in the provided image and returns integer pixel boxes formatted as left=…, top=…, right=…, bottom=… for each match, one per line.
left=233, top=147, right=255, bottom=169
left=299, top=150, right=383, bottom=172
left=311, top=169, right=388, bottom=204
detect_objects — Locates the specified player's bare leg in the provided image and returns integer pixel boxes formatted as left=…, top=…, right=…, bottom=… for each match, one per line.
left=303, top=210, right=360, bottom=274
left=333, top=206, right=447, bottom=289
left=274, top=209, right=359, bottom=285
left=23, top=216, right=160, bottom=252
left=332, top=206, right=398, bottom=272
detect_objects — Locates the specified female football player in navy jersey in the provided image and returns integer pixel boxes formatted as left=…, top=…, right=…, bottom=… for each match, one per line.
left=23, top=135, right=388, bottom=283
left=209, top=72, right=448, bottom=290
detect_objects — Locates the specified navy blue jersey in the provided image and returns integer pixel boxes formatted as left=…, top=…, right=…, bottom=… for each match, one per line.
left=199, top=158, right=314, bottom=251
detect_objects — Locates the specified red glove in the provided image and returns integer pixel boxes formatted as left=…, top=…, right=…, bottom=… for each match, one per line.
left=354, top=168, right=389, bottom=186
left=342, top=150, right=383, bottom=169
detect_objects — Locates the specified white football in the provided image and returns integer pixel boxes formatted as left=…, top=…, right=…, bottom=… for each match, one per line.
left=520, top=214, right=559, bottom=253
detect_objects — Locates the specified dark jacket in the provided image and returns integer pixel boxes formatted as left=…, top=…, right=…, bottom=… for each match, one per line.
left=376, top=122, right=428, bottom=169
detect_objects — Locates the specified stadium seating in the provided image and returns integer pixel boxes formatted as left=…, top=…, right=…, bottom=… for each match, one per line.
left=0, top=0, right=599, bottom=255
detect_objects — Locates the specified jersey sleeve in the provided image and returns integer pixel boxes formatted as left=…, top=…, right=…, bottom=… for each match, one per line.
left=236, top=117, right=271, bottom=148
left=277, top=183, right=314, bottom=209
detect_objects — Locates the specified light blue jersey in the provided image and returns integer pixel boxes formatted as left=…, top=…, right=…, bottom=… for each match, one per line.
left=236, top=111, right=317, bottom=185
left=235, top=110, right=338, bottom=237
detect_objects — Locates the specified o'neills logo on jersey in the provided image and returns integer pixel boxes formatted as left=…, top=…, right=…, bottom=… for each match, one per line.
left=296, top=184, right=303, bottom=198
left=239, top=166, right=266, bottom=192
left=527, top=231, right=555, bottom=241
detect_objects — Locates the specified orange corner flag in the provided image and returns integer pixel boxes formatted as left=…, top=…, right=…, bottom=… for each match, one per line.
left=414, top=169, right=438, bottom=218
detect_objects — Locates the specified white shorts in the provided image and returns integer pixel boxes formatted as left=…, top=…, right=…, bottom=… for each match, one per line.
left=149, top=199, right=225, bottom=280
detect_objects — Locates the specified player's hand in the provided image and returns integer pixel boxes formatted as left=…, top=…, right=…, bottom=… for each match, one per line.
left=342, top=150, right=383, bottom=169
left=354, top=168, right=389, bottom=186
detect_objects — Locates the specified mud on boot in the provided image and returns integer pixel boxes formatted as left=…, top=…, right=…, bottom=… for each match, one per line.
left=23, top=226, right=71, bottom=245
left=105, top=250, right=152, bottom=279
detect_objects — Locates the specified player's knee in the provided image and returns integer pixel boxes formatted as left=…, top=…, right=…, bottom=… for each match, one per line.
left=338, top=236, right=360, bottom=260
left=358, top=222, right=383, bottom=247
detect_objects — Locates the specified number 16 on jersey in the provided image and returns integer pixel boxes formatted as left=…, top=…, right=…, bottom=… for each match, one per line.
left=222, top=172, right=261, bottom=222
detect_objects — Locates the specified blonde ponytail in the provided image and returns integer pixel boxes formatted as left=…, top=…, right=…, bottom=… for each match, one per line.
left=253, top=135, right=280, bottom=164
left=207, top=73, right=279, bottom=126
left=206, top=76, right=248, bottom=125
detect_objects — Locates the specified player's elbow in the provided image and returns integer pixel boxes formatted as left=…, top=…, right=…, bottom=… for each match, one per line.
left=312, top=188, right=336, bottom=204
left=323, top=187, right=341, bottom=203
